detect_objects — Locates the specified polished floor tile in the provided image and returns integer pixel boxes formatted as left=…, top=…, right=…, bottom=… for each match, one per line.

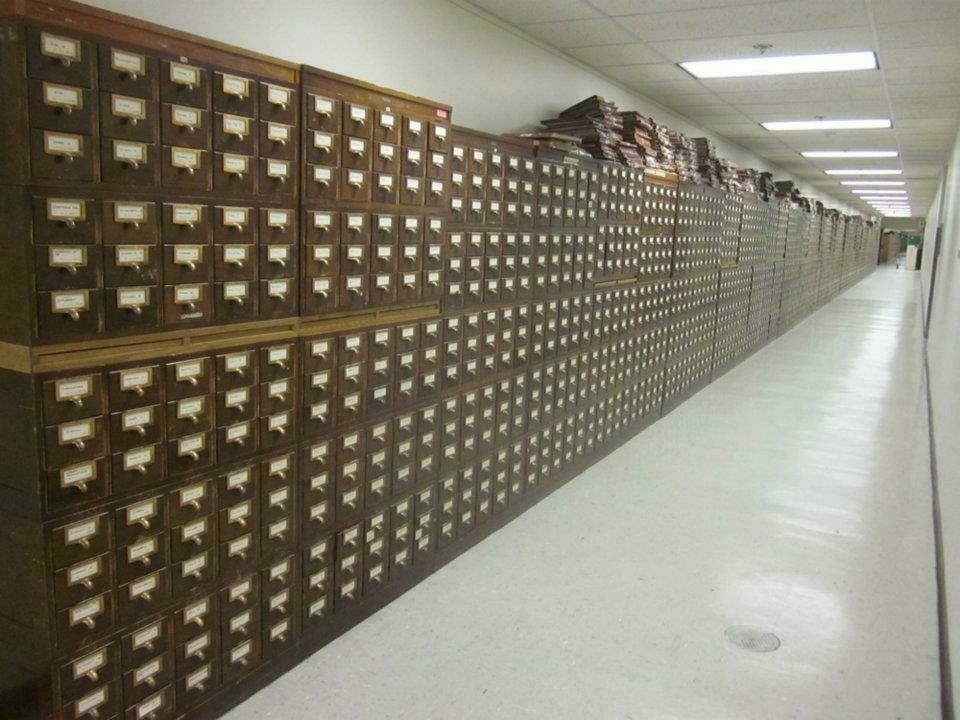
left=225, top=268, right=939, bottom=720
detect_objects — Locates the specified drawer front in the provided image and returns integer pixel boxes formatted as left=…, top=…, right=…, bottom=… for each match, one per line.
left=42, top=373, right=105, bottom=425
left=29, top=79, right=96, bottom=135
left=57, top=592, right=114, bottom=651
left=59, top=642, right=121, bottom=705
left=160, top=60, right=209, bottom=108
left=27, top=29, right=96, bottom=87
left=306, top=93, right=340, bottom=133
left=213, top=71, right=256, bottom=115
left=99, top=45, right=159, bottom=97
left=103, top=200, right=160, bottom=245
left=54, top=553, right=113, bottom=610
left=122, top=617, right=173, bottom=670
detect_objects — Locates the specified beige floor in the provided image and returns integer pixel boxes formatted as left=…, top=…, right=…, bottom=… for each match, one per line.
left=225, top=268, right=940, bottom=720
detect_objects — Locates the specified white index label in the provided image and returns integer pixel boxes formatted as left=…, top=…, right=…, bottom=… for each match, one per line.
left=222, top=73, right=250, bottom=97
left=170, top=62, right=200, bottom=86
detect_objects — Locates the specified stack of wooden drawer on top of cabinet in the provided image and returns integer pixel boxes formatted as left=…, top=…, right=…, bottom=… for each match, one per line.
left=0, top=4, right=302, bottom=346
left=300, top=65, right=452, bottom=318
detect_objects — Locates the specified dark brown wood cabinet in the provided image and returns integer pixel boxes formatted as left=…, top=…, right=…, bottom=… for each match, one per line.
left=0, top=3, right=881, bottom=720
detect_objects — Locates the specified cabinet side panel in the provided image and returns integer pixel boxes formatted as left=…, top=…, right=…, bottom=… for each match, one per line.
left=0, top=188, right=33, bottom=345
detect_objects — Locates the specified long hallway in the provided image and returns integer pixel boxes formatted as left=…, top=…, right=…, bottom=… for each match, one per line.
left=226, top=268, right=939, bottom=720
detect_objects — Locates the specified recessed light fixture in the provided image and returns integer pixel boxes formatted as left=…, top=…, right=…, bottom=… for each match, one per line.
left=852, top=189, right=907, bottom=194
left=680, top=51, right=877, bottom=79
left=841, top=180, right=905, bottom=186
left=762, top=119, right=891, bottom=131
left=802, top=150, right=898, bottom=158
left=825, top=169, right=902, bottom=175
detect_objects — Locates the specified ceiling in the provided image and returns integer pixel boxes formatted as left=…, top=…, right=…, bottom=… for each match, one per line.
left=462, top=0, right=960, bottom=218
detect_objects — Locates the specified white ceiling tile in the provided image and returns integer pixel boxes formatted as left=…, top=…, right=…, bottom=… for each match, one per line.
left=566, top=42, right=664, bottom=66
left=739, top=139, right=797, bottom=153
left=656, top=95, right=729, bottom=110
left=679, top=107, right=750, bottom=123
left=588, top=0, right=781, bottom=15
left=876, top=20, right=960, bottom=50
left=903, top=162, right=949, bottom=177
left=767, top=129, right=900, bottom=151
left=602, top=62, right=693, bottom=84
left=892, top=109, right=960, bottom=123
left=888, top=84, right=960, bottom=102
left=893, top=118, right=960, bottom=131
left=637, top=80, right=717, bottom=100
left=870, top=0, right=960, bottom=26
left=880, top=45, right=960, bottom=70
left=736, top=101, right=891, bottom=123
left=806, top=157, right=905, bottom=170
left=884, top=77, right=960, bottom=98
left=616, top=0, right=868, bottom=42
left=463, top=0, right=601, bottom=25
left=713, top=85, right=886, bottom=106
left=648, top=27, right=876, bottom=63
left=521, top=17, right=637, bottom=48
left=702, top=71, right=884, bottom=95
left=884, top=65, right=960, bottom=88
left=890, top=94, right=960, bottom=119
left=699, top=122, right=771, bottom=138
left=900, top=149, right=952, bottom=162
left=897, top=137, right=958, bottom=150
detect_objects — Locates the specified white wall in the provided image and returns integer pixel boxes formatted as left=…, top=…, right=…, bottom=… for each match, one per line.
left=924, top=125, right=960, bottom=715
left=920, top=184, right=942, bottom=329
left=79, top=0, right=855, bottom=213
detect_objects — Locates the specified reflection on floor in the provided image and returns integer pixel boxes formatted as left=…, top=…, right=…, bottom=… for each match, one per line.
left=226, top=268, right=939, bottom=720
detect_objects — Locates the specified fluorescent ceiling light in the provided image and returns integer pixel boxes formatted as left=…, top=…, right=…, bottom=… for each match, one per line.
left=762, top=119, right=891, bottom=131
left=841, top=180, right=905, bottom=186
left=802, top=150, right=898, bottom=158
left=851, top=189, right=907, bottom=194
left=680, top=51, right=877, bottom=79
left=825, top=169, right=902, bottom=175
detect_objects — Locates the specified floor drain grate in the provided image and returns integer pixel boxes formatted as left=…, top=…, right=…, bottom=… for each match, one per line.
left=724, top=626, right=781, bottom=653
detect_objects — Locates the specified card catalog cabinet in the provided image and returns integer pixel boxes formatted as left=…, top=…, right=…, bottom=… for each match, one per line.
left=300, top=66, right=451, bottom=317
left=0, top=3, right=882, bottom=720
left=0, top=3, right=301, bottom=346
